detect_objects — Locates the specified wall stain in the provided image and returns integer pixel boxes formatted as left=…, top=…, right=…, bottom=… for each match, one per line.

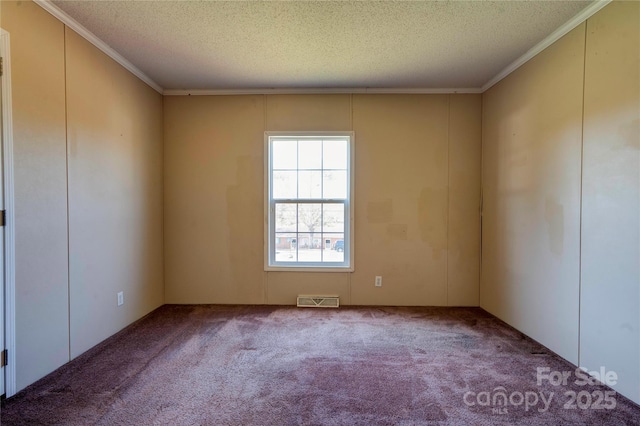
left=509, top=154, right=528, bottom=168
left=387, top=224, right=408, bottom=240
left=418, top=188, right=448, bottom=260
left=544, top=196, right=564, bottom=257
left=620, top=322, right=634, bottom=333
left=618, top=119, right=640, bottom=150
left=226, top=156, right=264, bottom=301
left=367, top=199, right=393, bottom=223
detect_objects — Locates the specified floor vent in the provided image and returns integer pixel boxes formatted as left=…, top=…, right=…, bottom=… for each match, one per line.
left=297, top=295, right=340, bottom=308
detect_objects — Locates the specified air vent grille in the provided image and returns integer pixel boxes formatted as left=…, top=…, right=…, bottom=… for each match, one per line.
left=297, top=295, right=339, bottom=308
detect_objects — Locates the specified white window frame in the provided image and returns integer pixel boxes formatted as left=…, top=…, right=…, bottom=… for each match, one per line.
left=264, top=131, right=354, bottom=272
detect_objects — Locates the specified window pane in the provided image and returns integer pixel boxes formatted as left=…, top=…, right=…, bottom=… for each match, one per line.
left=298, top=140, right=322, bottom=170
left=298, top=171, right=322, bottom=199
left=298, top=204, right=322, bottom=233
left=298, top=233, right=322, bottom=261
left=323, top=139, right=348, bottom=170
left=275, top=204, right=297, bottom=232
left=323, top=233, right=345, bottom=262
left=323, top=171, right=347, bottom=199
left=275, top=233, right=297, bottom=262
left=273, top=171, right=297, bottom=199
left=272, top=140, right=297, bottom=170
left=323, top=204, right=344, bottom=232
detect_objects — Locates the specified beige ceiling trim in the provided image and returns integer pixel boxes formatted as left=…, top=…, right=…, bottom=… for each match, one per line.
left=163, top=88, right=484, bottom=96
left=34, top=0, right=163, bottom=94
left=481, top=0, right=611, bottom=92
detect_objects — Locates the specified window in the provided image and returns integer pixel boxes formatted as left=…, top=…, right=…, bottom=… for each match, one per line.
left=265, top=132, right=354, bottom=271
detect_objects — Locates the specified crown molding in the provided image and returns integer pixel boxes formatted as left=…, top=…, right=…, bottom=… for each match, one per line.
left=163, top=87, right=484, bottom=96
left=34, top=0, right=163, bottom=94
left=481, top=0, right=611, bottom=92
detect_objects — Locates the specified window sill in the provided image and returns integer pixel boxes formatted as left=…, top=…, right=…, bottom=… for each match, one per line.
left=264, top=266, right=354, bottom=273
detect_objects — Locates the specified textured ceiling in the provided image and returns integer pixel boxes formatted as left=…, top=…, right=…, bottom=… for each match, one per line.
left=52, top=0, right=593, bottom=91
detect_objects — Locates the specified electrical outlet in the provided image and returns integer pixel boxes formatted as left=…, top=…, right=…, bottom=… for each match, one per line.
left=375, top=276, right=382, bottom=287
left=117, top=291, right=124, bottom=306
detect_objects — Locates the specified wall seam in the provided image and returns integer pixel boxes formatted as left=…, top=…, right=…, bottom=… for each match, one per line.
left=263, top=94, right=268, bottom=304
left=264, top=94, right=268, bottom=130
left=63, top=25, right=71, bottom=361
left=161, top=94, right=166, bottom=305
left=479, top=95, right=484, bottom=307
left=446, top=95, right=451, bottom=306
left=577, top=20, right=588, bottom=368
left=350, top=93, right=354, bottom=130
left=347, top=93, right=356, bottom=305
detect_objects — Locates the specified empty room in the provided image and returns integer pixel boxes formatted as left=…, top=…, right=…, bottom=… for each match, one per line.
left=0, top=0, right=638, bottom=424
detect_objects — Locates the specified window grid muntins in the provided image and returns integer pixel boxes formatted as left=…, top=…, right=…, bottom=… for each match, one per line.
left=269, top=135, right=351, bottom=268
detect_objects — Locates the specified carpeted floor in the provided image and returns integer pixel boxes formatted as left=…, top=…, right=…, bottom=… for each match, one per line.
left=1, top=305, right=639, bottom=425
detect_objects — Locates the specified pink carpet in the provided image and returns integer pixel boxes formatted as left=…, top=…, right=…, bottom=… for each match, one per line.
left=2, top=305, right=639, bottom=425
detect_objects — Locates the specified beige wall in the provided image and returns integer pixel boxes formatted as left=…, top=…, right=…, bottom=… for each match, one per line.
left=65, top=29, right=164, bottom=358
left=164, top=94, right=481, bottom=306
left=482, top=1, right=639, bottom=404
left=2, top=1, right=69, bottom=391
left=2, top=1, right=164, bottom=391
left=164, top=95, right=265, bottom=304
left=447, top=95, right=482, bottom=306
left=580, top=1, right=639, bottom=405
left=481, top=23, right=585, bottom=364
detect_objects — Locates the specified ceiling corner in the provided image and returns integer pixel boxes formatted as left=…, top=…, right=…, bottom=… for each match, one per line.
left=33, top=0, right=164, bottom=94
left=480, top=0, right=611, bottom=93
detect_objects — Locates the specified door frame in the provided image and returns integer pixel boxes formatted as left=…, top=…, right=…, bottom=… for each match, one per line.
left=1, top=27, right=17, bottom=398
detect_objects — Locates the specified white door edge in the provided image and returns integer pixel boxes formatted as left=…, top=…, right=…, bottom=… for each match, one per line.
left=1, top=27, right=17, bottom=398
